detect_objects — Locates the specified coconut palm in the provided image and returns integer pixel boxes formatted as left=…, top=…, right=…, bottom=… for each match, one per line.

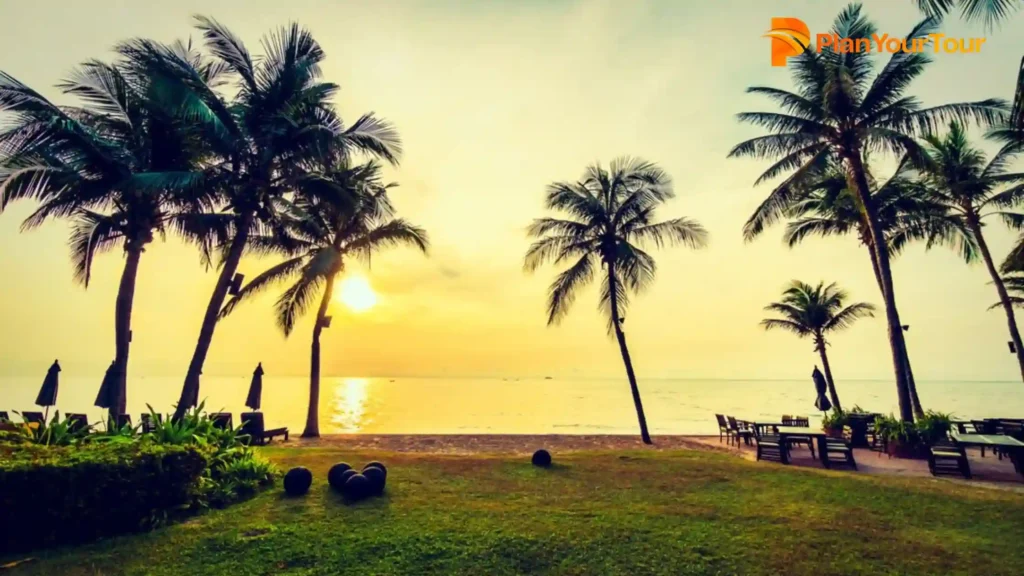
left=916, top=121, right=1024, bottom=381
left=525, top=157, right=708, bottom=444
left=762, top=281, right=876, bottom=411
left=779, top=158, right=975, bottom=416
left=728, top=3, right=1006, bottom=421
left=913, top=0, right=1022, bottom=27
left=0, top=53, right=215, bottom=417
left=117, top=18, right=402, bottom=418
left=220, top=161, right=428, bottom=437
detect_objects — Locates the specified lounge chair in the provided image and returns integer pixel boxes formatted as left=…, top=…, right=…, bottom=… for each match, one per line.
left=140, top=413, right=163, bottom=433
left=715, top=414, right=731, bottom=443
left=65, top=413, right=89, bottom=433
left=107, top=413, right=132, bottom=431
left=928, top=440, right=970, bottom=479
left=0, top=411, right=8, bottom=422
left=726, top=416, right=753, bottom=447
left=753, top=425, right=789, bottom=464
left=210, top=412, right=234, bottom=430
left=21, top=411, right=45, bottom=425
left=240, top=412, right=289, bottom=446
left=781, top=416, right=815, bottom=458
left=823, top=439, right=858, bottom=470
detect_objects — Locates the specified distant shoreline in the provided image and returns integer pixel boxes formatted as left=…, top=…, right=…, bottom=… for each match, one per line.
left=272, top=433, right=727, bottom=454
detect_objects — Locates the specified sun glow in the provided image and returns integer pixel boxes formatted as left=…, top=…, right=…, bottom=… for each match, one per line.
left=336, top=276, right=378, bottom=313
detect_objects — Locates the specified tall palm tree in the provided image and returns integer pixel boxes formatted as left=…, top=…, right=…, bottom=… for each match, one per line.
left=913, top=0, right=1022, bottom=27
left=525, top=157, right=708, bottom=444
left=0, top=52, right=214, bottom=417
left=220, top=162, right=428, bottom=437
left=761, top=281, right=876, bottom=411
left=728, top=3, right=1006, bottom=421
left=917, top=121, right=1024, bottom=381
left=779, top=158, right=975, bottom=416
left=117, top=18, right=402, bottom=418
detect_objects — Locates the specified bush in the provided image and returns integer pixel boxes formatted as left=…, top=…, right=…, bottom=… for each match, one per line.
left=915, top=411, right=954, bottom=445
left=821, top=409, right=848, bottom=431
left=0, top=441, right=206, bottom=553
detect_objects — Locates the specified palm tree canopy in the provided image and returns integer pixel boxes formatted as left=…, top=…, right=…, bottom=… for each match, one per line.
left=219, top=161, right=428, bottom=335
left=730, top=3, right=1007, bottom=241
left=761, top=280, right=876, bottom=338
left=914, top=0, right=1022, bottom=27
left=525, top=157, right=708, bottom=330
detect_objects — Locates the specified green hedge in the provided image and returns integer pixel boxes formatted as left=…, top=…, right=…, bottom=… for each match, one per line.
left=0, top=441, right=207, bottom=553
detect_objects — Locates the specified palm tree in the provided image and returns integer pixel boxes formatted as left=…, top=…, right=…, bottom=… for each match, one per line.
left=0, top=53, right=213, bottom=417
left=913, top=0, right=1022, bottom=27
left=728, top=3, right=1006, bottom=421
left=220, top=162, right=428, bottom=437
left=761, top=281, right=876, bottom=411
left=917, top=121, right=1024, bottom=381
left=779, top=158, right=975, bottom=416
left=525, top=157, right=708, bottom=444
left=117, top=18, right=402, bottom=419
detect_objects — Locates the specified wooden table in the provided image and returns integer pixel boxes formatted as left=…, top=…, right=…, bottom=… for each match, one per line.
left=775, top=427, right=834, bottom=467
left=953, top=433, right=1024, bottom=475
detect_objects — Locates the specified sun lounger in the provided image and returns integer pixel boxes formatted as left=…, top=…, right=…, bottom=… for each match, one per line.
left=140, top=413, right=163, bottom=433
left=65, top=413, right=89, bottom=433
left=0, top=411, right=8, bottom=422
left=240, top=412, right=288, bottom=446
left=210, top=412, right=234, bottom=430
left=21, top=411, right=44, bottom=425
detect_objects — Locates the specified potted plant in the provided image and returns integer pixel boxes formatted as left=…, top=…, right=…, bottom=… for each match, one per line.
left=874, top=414, right=926, bottom=459
left=821, top=409, right=848, bottom=439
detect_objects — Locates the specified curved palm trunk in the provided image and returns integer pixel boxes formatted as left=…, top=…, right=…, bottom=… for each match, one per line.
left=110, top=245, right=143, bottom=419
left=967, top=214, right=1024, bottom=383
left=845, top=151, right=914, bottom=422
left=303, top=273, right=337, bottom=438
left=814, top=333, right=842, bottom=411
left=174, top=211, right=254, bottom=420
left=866, top=245, right=924, bottom=417
left=607, top=262, right=652, bottom=444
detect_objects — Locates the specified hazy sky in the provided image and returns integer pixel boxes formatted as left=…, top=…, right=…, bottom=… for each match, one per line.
left=1, top=0, right=1023, bottom=383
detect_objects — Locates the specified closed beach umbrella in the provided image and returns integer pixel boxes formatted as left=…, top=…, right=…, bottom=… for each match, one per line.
left=95, top=361, right=124, bottom=412
left=246, top=363, right=264, bottom=411
left=812, top=366, right=832, bottom=412
left=35, top=360, right=61, bottom=418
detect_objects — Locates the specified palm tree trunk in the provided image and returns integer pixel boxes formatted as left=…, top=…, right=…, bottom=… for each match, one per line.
left=303, top=274, right=336, bottom=438
left=967, top=213, right=1024, bottom=383
left=844, top=150, right=914, bottom=422
left=174, top=211, right=254, bottom=420
left=111, top=244, right=143, bottom=419
left=866, top=245, right=924, bottom=417
left=814, top=334, right=842, bottom=411
left=607, top=261, right=652, bottom=444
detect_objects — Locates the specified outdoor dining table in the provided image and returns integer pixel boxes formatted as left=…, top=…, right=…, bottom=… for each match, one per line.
left=775, top=426, right=835, bottom=468
left=953, top=433, right=1024, bottom=476
left=749, top=422, right=784, bottom=437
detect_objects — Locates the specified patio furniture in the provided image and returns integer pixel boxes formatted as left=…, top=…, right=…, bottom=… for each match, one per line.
left=754, top=425, right=789, bottom=464
left=844, top=413, right=879, bottom=448
left=140, top=413, right=163, bottom=433
left=726, top=416, right=753, bottom=446
left=953, top=433, right=1024, bottom=477
left=240, top=412, right=289, bottom=446
left=952, top=421, right=976, bottom=434
left=776, top=426, right=832, bottom=467
left=928, top=441, right=971, bottom=479
left=715, top=414, right=731, bottom=444
left=108, top=413, right=132, bottom=430
left=210, top=412, right=234, bottom=430
left=780, top=416, right=814, bottom=457
left=750, top=421, right=784, bottom=437
left=823, top=438, right=858, bottom=471
left=65, top=413, right=88, bottom=433
left=21, top=411, right=45, bottom=425
left=0, top=411, right=8, bottom=422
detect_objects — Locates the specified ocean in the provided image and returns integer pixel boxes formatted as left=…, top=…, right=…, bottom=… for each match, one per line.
left=3, top=375, right=1023, bottom=435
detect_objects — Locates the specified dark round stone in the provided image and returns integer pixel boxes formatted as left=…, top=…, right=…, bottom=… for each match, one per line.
left=283, top=467, right=313, bottom=496
left=363, top=461, right=387, bottom=478
left=340, top=469, right=358, bottom=485
left=532, top=449, right=552, bottom=468
left=344, top=473, right=371, bottom=500
left=327, top=463, right=353, bottom=491
left=362, top=466, right=386, bottom=495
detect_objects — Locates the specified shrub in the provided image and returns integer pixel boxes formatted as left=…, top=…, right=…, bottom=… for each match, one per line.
left=915, top=411, right=954, bottom=445
left=0, top=441, right=206, bottom=553
left=821, top=409, right=848, bottom=431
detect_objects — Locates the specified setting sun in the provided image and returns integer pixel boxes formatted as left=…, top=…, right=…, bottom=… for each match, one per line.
left=336, top=276, right=378, bottom=313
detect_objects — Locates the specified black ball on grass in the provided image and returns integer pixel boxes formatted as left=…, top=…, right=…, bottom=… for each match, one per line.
left=532, top=449, right=552, bottom=468
left=363, top=461, right=387, bottom=478
left=283, top=467, right=313, bottom=496
left=327, top=463, right=352, bottom=491
left=344, top=473, right=371, bottom=500
left=362, top=466, right=386, bottom=495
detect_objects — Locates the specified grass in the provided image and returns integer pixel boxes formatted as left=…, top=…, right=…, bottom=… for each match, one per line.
left=4, top=447, right=1024, bottom=575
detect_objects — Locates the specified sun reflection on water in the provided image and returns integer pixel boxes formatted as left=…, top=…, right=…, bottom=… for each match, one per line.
left=331, top=378, right=369, bottom=432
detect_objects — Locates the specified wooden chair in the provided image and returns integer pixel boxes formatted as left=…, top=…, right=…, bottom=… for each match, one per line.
left=998, top=420, right=1024, bottom=441
left=754, top=425, right=789, bottom=464
left=780, top=416, right=815, bottom=458
left=210, top=412, right=234, bottom=430
left=65, top=413, right=89, bottom=433
left=929, top=441, right=971, bottom=479
left=140, top=413, right=164, bottom=433
left=240, top=412, right=289, bottom=446
left=824, top=439, right=858, bottom=470
left=715, top=414, right=731, bottom=443
left=952, top=421, right=976, bottom=434
left=726, top=416, right=753, bottom=447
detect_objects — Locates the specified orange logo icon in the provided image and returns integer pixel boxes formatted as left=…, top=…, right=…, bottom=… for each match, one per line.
left=765, top=18, right=810, bottom=67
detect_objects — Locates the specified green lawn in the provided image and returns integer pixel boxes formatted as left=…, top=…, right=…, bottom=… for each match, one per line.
left=6, top=447, right=1024, bottom=575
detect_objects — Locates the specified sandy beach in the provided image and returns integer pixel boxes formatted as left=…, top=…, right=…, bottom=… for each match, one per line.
left=288, top=433, right=726, bottom=454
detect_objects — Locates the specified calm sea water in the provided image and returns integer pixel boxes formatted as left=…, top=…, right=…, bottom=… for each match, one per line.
left=2, top=376, right=1022, bottom=435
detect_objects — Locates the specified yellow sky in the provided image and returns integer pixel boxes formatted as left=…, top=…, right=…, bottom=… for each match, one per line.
left=1, top=0, right=1023, bottom=382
